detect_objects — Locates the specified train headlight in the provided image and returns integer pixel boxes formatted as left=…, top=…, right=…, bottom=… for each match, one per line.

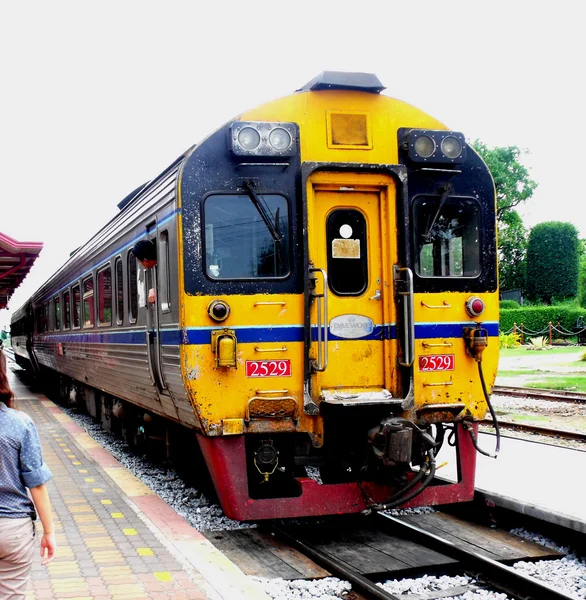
left=230, top=121, right=297, bottom=157
left=268, top=127, right=292, bottom=151
left=441, top=136, right=463, bottom=159
left=208, top=299, right=231, bottom=322
left=400, top=129, right=467, bottom=164
left=414, top=135, right=436, bottom=159
left=237, top=127, right=261, bottom=151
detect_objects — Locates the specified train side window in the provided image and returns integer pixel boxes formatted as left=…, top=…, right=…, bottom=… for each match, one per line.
left=115, top=257, right=124, bottom=325
left=83, top=276, right=95, bottom=328
left=128, top=250, right=138, bottom=323
left=43, top=303, right=48, bottom=332
left=97, top=266, right=112, bottom=326
left=326, top=209, right=368, bottom=296
left=63, top=290, right=71, bottom=330
left=72, top=284, right=81, bottom=328
left=413, top=196, right=481, bottom=278
left=204, top=194, right=291, bottom=279
left=54, top=296, right=61, bottom=331
left=159, top=230, right=171, bottom=313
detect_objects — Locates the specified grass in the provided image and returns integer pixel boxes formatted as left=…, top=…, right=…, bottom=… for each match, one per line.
left=525, top=376, right=586, bottom=392
left=499, top=346, right=584, bottom=357
left=497, top=369, right=542, bottom=377
left=510, top=414, right=550, bottom=422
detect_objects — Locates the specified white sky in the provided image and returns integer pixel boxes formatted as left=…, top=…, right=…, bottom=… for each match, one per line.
left=1, top=1, right=583, bottom=328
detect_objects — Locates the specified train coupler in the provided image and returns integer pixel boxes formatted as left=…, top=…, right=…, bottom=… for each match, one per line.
left=367, top=417, right=436, bottom=469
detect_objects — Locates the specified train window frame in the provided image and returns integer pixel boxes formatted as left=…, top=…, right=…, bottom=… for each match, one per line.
left=325, top=207, right=369, bottom=297
left=63, top=289, right=71, bottom=330
left=43, top=303, right=49, bottom=332
left=72, top=283, right=81, bottom=329
left=412, top=194, right=482, bottom=280
left=202, top=192, right=292, bottom=281
left=158, top=230, right=171, bottom=313
left=115, top=256, right=124, bottom=326
left=82, top=275, right=95, bottom=328
left=54, top=295, right=61, bottom=331
left=97, top=265, right=113, bottom=327
left=128, top=250, right=138, bottom=324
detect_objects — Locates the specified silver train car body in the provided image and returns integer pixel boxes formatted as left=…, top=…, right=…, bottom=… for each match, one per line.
left=12, top=158, right=196, bottom=427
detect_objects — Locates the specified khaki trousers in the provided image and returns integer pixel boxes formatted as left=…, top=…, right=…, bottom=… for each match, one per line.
left=0, top=517, right=35, bottom=600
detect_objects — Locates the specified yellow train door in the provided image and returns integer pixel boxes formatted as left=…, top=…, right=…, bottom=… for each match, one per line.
left=307, top=174, right=399, bottom=405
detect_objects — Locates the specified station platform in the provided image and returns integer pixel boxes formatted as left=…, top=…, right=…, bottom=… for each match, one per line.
left=5, top=363, right=270, bottom=600
left=437, top=431, right=586, bottom=534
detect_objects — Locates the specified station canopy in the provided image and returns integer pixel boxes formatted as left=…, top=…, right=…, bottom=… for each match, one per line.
left=0, top=231, right=43, bottom=310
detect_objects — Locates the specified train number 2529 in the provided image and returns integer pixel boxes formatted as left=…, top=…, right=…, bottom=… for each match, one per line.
left=418, top=355, right=455, bottom=372
left=246, top=360, right=292, bottom=377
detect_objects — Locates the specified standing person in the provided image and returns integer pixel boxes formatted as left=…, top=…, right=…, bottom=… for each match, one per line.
left=0, top=353, right=56, bottom=599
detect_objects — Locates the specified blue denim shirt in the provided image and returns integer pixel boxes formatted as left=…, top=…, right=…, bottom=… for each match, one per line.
left=0, top=402, right=53, bottom=518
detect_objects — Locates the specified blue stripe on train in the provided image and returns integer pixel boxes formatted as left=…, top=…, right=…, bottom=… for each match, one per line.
left=43, top=321, right=498, bottom=345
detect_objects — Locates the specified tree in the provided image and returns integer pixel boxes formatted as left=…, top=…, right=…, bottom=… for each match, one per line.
left=577, top=240, right=586, bottom=308
left=498, top=210, right=527, bottom=291
left=525, top=222, right=579, bottom=304
left=472, top=142, right=538, bottom=225
left=472, top=142, right=537, bottom=292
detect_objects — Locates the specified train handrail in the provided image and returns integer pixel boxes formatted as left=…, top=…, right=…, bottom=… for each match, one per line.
left=395, top=266, right=415, bottom=367
left=309, top=267, right=329, bottom=372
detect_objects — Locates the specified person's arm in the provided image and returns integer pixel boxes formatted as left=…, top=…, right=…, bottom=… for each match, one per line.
left=29, top=484, right=56, bottom=565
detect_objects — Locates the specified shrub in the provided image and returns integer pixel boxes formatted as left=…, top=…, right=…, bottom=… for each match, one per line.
left=499, top=332, right=521, bottom=349
left=500, top=300, right=521, bottom=310
left=527, top=336, right=551, bottom=350
left=500, top=306, right=586, bottom=335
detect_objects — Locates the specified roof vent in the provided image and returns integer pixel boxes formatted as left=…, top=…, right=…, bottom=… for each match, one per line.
left=297, top=71, right=385, bottom=94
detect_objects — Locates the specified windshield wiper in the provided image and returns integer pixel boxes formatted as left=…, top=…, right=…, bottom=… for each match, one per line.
left=423, top=184, right=453, bottom=242
left=243, top=179, right=283, bottom=243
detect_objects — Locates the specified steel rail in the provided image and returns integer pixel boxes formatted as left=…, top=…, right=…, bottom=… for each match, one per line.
left=375, top=513, right=575, bottom=600
left=493, top=385, right=586, bottom=404
left=270, top=525, right=402, bottom=600
left=481, top=418, right=586, bottom=442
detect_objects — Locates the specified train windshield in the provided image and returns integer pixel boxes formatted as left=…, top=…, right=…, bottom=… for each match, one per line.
left=413, top=195, right=481, bottom=278
left=204, top=194, right=290, bottom=279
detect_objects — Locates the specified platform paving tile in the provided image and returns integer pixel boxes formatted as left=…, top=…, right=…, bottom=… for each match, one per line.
left=6, top=367, right=270, bottom=600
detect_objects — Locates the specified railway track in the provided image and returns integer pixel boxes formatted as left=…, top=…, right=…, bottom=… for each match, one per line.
left=481, top=417, right=586, bottom=442
left=493, top=384, right=586, bottom=404
left=263, top=511, right=574, bottom=600
left=489, top=384, right=586, bottom=442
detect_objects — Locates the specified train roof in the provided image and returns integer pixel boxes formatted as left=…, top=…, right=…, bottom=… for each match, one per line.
left=0, top=231, right=43, bottom=310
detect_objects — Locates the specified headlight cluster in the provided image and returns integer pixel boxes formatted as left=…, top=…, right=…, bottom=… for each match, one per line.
left=230, top=121, right=296, bottom=157
left=404, top=129, right=467, bottom=164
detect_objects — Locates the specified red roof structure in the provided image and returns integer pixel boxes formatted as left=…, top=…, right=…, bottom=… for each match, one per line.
left=0, top=232, right=43, bottom=310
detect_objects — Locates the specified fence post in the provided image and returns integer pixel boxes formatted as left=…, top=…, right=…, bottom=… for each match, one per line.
left=549, top=321, right=553, bottom=346
left=520, top=323, right=524, bottom=345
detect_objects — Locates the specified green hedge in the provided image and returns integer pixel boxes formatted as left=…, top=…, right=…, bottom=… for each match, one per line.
left=500, top=306, right=586, bottom=335
left=500, top=300, right=521, bottom=310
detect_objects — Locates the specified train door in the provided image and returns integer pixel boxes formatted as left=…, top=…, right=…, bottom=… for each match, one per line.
left=307, top=175, right=398, bottom=403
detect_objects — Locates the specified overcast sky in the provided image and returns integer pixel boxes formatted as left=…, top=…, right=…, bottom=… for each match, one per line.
left=1, top=1, right=583, bottom=327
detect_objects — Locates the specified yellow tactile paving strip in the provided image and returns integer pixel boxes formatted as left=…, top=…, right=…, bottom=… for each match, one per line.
left=6, top=367, right=269, bottom=600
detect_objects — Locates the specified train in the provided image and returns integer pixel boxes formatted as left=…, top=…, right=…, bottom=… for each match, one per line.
left=11, top=71, right=499, bottom=521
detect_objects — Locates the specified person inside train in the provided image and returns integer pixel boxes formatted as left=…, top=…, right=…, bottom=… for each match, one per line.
left=0, top=352, right=56, bottom=598
left=132, top=239, right=157, bottom=304
left=132, top=239, right=157, bottom=269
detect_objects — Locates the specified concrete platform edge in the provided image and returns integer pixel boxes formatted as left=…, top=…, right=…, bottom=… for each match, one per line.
left=477, top=489, right=586, bottom=535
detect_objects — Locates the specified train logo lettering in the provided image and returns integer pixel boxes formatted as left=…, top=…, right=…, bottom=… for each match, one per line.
left=329, top=315, right=374, bottom=339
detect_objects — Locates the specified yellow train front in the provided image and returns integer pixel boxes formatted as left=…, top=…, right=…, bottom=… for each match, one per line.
left=180, top=72, right=498, bottom=520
